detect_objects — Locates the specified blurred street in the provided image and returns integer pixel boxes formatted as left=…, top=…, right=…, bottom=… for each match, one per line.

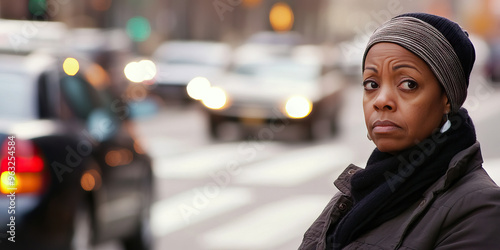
left=0, top=1, right=499, bottom=249
left=97, top=72, right=500, bottom=250
left=141, top=73, right=372, bottom=250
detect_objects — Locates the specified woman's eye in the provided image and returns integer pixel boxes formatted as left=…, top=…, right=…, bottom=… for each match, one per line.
left=363, top=81, right=379, bottom=90
left=399, top=80, right=418, bottom=90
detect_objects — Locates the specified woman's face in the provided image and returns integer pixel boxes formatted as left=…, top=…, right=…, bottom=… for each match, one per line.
left=363, top=42, right=450, bottom=154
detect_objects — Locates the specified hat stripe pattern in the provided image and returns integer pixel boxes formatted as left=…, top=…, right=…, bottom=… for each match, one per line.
left=363, top=16, right=467, bottom=113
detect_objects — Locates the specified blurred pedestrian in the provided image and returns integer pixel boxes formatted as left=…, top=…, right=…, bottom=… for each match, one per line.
left=300, top=12, right=500, bottom=250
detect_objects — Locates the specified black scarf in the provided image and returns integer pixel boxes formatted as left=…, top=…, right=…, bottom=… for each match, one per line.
left=327, top=108, right=476, bottom=249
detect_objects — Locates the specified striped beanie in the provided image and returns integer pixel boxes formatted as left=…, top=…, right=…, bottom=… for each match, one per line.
left=362, top=13, right=475, bottom=113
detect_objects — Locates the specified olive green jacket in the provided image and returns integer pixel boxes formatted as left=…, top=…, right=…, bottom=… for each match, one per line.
left=299, top=142, right=500, bottom=250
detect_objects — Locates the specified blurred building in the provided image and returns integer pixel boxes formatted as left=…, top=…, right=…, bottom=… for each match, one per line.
left=110, top=0, right=331, bottom=51
left=1, top=0, right=499, bottom=54
left=0, top=0, right=328, bottom=51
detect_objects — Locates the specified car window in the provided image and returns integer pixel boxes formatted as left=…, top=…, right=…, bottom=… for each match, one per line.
left=233, top=61, right=321, bottom=81
left=157, top=43, right=229, bottom=67
left=0, top=72, right=37, bottom=119
left=60, top=75, right=102, bottom=120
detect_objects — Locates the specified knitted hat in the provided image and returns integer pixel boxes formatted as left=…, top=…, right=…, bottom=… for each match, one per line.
left=363, top=13, right=476, bottom=113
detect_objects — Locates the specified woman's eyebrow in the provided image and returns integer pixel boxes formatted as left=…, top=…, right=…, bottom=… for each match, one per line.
left=364, top=66, right=378, bottom=73
left=393, top=64, right=421, bottom=74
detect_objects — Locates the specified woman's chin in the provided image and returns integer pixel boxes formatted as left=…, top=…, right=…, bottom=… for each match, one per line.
left=373, top=138, right=411, bottom=154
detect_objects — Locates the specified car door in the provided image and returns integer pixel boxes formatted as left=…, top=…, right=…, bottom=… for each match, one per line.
left=59, top=72, right=146, bottom=239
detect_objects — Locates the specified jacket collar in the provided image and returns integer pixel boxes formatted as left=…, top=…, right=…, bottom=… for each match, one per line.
left=334, top=164, right=361, bottom=196
left=441, top=141, right=482, bottom=191
left=334, top=141, right=482, bottom=195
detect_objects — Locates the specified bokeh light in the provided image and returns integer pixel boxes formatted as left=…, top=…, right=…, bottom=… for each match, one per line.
left=80, top=172, right=95, bottom=191
left=105, top=149, right=134, bottom=167
left=126, top=16, right=151, bottom=42
left=269, top=2, right=294, bottom=32
left=28, top=0, right=47, bottom=16
left=124, top=62, right=143, bottom=83
left=80, top=169, right=102, bottom=191
left=138, top=59, right=157, bottom=81
left=124, top=60, right=157, bottom=83
left=0, top=172, right=17, bottom=194
left=85, top=63, right=110, bottom=90
left=202, top=87, right=227, bottom=110
left=63, top=57, right=80, bottom=76
left=187, top=77, right=212, bottom=100
left=285, top=96, right=312, bottom=119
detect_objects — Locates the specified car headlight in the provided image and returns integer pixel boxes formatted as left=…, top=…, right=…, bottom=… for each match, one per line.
left=202, top=87, right=227, bottom=110
left=285, top=96, right=312, bottom=119
left=63, top=57, right=80, bottom=76
left=124, top=61, right=142, bottom=83
left=187, top=77, right=211, bottom=100
left=124, top=59, right=157, bottom=83
left=139, top=59, right=157, bottom=81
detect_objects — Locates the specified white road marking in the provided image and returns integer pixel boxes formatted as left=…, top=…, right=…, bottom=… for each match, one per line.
left=151, top=187, right=254, bottom=237
left=200, top=195, right=332, bottom=250
left=235, top=144, right=353, bottom=186
left=141, top=136, right=190, bottom=157
left=153, top=141, right=286, bottom=179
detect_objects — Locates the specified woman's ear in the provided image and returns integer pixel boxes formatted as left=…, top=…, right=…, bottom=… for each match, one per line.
left=442, top=94, right=451, bottom=114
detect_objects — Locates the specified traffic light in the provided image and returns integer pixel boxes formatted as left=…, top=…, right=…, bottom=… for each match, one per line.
left=269, top=2, right=294, bottom=32
left=28, top=0, right=47, bottom=20
left=126, top=16, right=151, bottom=42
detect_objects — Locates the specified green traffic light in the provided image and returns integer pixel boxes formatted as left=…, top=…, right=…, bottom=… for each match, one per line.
left=29, top=0, right=47, bottom=16
left=126, top=16, right=151, bottom=42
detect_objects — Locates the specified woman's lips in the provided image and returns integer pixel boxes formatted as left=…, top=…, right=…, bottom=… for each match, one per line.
left=372, top=120, right=401, bottom=133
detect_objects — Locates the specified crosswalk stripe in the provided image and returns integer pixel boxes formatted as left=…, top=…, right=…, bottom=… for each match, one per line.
left=151, top=187, right=254, bottom=237
left=153, top=141, right=286, bottom=179
left=234, top=144, right=353, bottom=186
left=200, top=195, right=332, bottom=250
left=141, top=136, right=190, bottom=157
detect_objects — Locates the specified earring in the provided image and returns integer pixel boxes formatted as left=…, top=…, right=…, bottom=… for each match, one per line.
left=440, top=113, right=451, bottom=133
left=367, top=133, right=372, bottom=141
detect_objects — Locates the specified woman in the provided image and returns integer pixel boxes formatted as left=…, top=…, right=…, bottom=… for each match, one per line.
left=299, top=13, right=500, bottom=250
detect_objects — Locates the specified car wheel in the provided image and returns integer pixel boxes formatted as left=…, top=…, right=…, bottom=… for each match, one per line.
left=209, top=114, right=221, bottom=139
left=70, top=202, right=93, bottom=250
left=329, top=118, right=339, bottom=135
left=122, top=212, right=152, bottom=250
left=122, top=185, right=153, bottom=250
left=302, top=120, right=315, bottom=141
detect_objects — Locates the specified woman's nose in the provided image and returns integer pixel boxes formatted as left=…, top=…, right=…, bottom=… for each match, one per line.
left=373, top=86, right=396, bottom=111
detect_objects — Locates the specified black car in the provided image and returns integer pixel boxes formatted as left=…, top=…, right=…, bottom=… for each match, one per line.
left=0, top=49, right=153, bottom=250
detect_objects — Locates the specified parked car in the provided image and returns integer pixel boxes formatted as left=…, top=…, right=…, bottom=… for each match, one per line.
left=244, top=31, right=303, bottom=46
left=0, top=47, right=153, bottom=250
left=151, top=40, right=231, bottom=103
left=195, top=44, right=346, bottom=140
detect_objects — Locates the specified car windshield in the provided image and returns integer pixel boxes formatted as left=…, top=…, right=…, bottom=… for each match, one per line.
left=0, top=72, right=36, bottom=119
left=157, top=44, right=229, bottom=67
left=233, top=61, right=320, bottom=81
